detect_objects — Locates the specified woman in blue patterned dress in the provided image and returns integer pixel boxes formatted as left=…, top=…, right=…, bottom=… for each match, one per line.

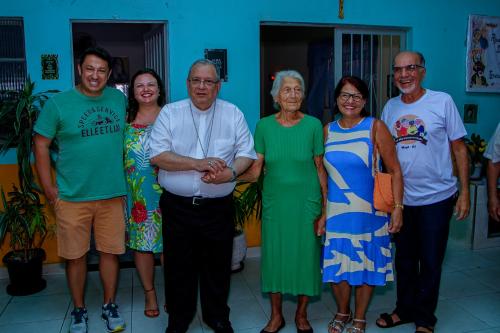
left=319, top=76, right=403, bottom=333
left=125, top=68, right=166, bottom=318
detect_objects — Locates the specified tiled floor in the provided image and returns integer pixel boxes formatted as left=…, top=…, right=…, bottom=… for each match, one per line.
left=0, top=239, right=500, bottom=333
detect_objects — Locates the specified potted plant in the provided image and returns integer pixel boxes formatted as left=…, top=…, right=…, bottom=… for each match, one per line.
left=0, top=77, right=57, bottom=295
left=465, top=133, right=487, bottom=180
left=232, top=177, right=263, bottom=272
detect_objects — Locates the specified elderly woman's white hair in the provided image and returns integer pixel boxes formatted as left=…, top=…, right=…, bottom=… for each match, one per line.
left=270, top=70, right=306, bottom=110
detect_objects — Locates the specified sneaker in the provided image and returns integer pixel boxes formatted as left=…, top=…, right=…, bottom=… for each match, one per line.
left=69, top=307, right=88, bottom=333
left=101, top=302, right=126, bottom=332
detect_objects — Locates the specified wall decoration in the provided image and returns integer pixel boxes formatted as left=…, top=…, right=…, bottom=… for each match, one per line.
left=463, top=103, right=478, bottom=123
left=466, top=15, right=500, bottom=93
left=41, top=54, right=58, bottom=80
left=204, top=49, right=228, bottom=82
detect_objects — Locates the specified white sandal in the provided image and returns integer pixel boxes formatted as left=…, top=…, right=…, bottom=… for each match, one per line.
left=346, top=319, right=366, bottom=333
left=328, top=312, right=352, bottom=333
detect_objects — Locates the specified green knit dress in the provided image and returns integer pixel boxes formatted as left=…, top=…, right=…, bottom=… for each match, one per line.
left=254, top=114, right=324, bottom=296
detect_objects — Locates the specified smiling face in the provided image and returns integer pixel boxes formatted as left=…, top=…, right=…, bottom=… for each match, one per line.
left=187, top=64, right=221, bottom=110
left=133, top=73, right=160, bottom=106
left=393, top=52, right=426, bottom=96
left=275, top=77, right=303, bottom=113
left=77, top=54, right=111, bottom=97
left=336, top=82, right=366, bottom=119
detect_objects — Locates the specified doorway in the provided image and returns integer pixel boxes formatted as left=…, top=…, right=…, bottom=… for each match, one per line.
left=260, top=23, right=406, bottom=123
left=71, top=21, right=168, bottom=99
left=260, top=24, right=335, bottom=123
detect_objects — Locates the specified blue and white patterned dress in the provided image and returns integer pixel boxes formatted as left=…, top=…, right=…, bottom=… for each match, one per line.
left=322, top=117, right=393, bottom=286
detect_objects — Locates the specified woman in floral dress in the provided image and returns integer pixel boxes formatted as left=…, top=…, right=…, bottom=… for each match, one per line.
left=125, top=68, right=166, bottom=318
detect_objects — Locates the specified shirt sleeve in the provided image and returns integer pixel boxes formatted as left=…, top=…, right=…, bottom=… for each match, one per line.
left=485, top=122, right=500, bottom=163
left=33, top=97, right=60, bottom=139
left=233, top=106, right=257, bottom=160
left=149, top=105, right=172, bottom=158
left=312, top=118, right=325, bottom=156
left=254, top=119, right=265, bottom=155
left=444, top=95, right=467, bottom=141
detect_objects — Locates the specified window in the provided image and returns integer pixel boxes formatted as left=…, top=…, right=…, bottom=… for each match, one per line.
left=334, top=27, right=406, bottom=117
left=0, top=18, right=27, bottom=99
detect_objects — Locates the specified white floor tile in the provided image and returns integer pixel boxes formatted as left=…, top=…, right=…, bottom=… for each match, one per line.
left=435, top=299, right=491, bottom=332
left=439, top=271, right=492, bottom=300
left=0, top=318, right=64, bottom=333
left=0, top=293, right=70, bottom=324
left=453, top=293, right=500, bottom=327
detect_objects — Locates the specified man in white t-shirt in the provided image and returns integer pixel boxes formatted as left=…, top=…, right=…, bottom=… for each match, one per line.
left=485, top=122, right=500, bottom=221
left=376, top=51, right=470, bottom=333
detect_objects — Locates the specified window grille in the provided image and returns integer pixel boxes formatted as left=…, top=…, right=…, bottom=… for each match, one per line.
left=0, top=18, right=26, bottom=99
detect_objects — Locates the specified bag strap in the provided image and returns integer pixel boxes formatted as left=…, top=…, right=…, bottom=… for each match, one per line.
left=371, top=119, right=381, bottom=173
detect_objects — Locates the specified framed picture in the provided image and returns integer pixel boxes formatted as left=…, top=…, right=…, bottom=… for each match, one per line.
left=204, top=49, right=228, bottom=82
left=464, top=104, right=478, bottom=124
left=466, top=15, right=500, bottom=93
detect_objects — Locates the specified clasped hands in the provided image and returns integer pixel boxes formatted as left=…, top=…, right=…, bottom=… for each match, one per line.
left=197, top=157, right=232, bottom=184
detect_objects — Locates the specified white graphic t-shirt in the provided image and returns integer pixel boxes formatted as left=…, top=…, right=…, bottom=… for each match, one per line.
left=381, top=89, right=467, bottom=206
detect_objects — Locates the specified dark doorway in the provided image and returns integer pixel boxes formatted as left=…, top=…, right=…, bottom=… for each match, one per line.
left=72, top=21, right=168, bottom=98
left=260, top=24, right=335, bottom=123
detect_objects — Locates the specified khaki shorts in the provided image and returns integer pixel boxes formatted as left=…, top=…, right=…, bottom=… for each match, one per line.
left=54, top=196, right=126, bottom=259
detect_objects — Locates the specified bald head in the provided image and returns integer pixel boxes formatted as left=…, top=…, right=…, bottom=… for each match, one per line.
left=393, top=51, right=425, bottom=67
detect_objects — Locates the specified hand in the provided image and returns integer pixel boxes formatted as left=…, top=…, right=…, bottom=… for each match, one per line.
left=454, top=192, right=470, bottom=221
left=196, top=157, right=226, bottom=174
left=314, top=214, right=326, bottom=236
left=388, top=207, right=403, bottom=233
left=44, top=185, right=59, bottom=205
left=201, top=167, right=232, bottom=184
left=488, top=197, right=500, bottom=222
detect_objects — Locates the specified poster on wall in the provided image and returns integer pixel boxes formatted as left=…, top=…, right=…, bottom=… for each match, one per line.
left=204, top=49, right=228, bottom=82
left=466, top=14, right=500, bottom=93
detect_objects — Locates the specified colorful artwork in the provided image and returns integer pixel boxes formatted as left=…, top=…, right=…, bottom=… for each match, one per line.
left=393, top=115, right=427, bottom=145
left=466, top=15, right=500, bottom=93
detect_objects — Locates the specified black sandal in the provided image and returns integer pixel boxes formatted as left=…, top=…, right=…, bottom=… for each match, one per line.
left=375, top=313, right=411, bottom=328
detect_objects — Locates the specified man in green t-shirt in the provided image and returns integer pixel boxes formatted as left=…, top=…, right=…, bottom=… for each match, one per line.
left=34, top=47, right=127, bottom=333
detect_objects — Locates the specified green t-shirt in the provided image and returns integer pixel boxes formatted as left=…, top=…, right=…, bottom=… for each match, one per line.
left=34, top=87, right=127, bottom=201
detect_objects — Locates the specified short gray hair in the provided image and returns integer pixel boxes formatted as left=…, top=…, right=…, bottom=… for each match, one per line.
left=270, top=70, right=305, bottom=110
left=187, top=59, right=221, bottom=81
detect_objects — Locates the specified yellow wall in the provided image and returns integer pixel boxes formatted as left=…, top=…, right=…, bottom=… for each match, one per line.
left=0, top=164, right=262, bottom=266
left=0, top=165, right=60, bottom=265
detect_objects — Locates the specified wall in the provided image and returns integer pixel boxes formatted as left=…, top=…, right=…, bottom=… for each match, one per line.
left=2, top=0, right=500, bottom=261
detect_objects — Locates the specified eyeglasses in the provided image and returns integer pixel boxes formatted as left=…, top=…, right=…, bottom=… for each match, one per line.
left=338, top=92, right=364, bottom=103
left=189, top=78, right=219, bottom=87
left=392, top=64, right=425, bottom=74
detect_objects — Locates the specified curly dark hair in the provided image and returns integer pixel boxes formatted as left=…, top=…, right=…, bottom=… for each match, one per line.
left=127, top=68, right=166, bottom=123
left=333, top=75, right=370, bottom=117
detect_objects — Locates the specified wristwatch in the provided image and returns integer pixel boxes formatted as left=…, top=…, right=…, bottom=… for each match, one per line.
left=229, top=166, right=237, bottom=182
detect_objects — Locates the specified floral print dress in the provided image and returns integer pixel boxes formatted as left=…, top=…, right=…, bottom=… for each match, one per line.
left=124, top=123, right=163, bottom=253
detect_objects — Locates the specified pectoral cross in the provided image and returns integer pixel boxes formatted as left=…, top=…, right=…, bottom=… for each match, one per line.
left=339, top=0, right=344, bottom=19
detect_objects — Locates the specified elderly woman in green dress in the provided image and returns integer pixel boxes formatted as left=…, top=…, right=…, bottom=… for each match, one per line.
left=240, top=70, right=327, bottom=333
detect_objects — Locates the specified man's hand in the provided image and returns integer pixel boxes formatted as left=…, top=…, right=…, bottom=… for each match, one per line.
left=44, top=185, right=59, bottom=205
left=454, top=192, right=470, bottom=220
left=195, top=157, right=226, bottom=174
left=201, top=167, right=232, bottom=184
